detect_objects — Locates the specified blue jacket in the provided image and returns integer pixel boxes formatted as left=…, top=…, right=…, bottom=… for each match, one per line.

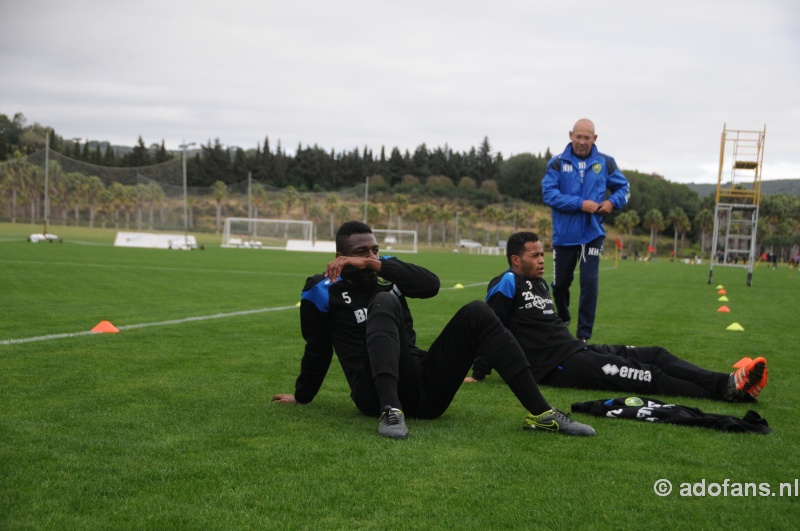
left=542, top=143, right=630, bottom=246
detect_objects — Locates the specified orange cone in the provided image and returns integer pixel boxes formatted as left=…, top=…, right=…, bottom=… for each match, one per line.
left=717, top=306, right=731, bottom=313
left=717, top=289, right=727, bottom=295
left=91, top=320, right=119, bottom=333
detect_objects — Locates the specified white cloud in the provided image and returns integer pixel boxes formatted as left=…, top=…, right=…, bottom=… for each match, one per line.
left=2, top=0, right=798, bottom=183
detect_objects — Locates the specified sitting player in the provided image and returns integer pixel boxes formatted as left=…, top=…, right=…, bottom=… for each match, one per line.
left=273, top=222, right=596, bottom=438
left=465, top=231, right=768, bottom=403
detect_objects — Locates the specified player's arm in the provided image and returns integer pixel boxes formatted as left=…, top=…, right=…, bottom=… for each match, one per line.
left=466, top=275, right=515, bottom=381
left=486, top=275, right=516, bottom=327
left=541, top=158, right=582, bottom=213
left=324, top=255, right=382, bottom=281
left=273, top=279, right=334, bottom=405
left=604, top=156, right=630, bottom=210
left=379, top=256, right=440, bottom=299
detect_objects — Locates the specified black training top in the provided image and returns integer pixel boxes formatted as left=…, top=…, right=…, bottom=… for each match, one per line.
left=472, top=270, right=585, bottom=381
left=294, top=256, right=440, bottom=404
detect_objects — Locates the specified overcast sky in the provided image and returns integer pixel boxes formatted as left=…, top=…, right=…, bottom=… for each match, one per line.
left=1, top=0, right=798, bottom=184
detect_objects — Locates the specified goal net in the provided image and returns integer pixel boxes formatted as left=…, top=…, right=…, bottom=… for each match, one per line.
left=222, top=218, right=313, bottom=249
left=373, top=229, right=418, bottom=254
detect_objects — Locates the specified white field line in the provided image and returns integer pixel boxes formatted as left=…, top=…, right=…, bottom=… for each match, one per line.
left=0, top=258, right=308, bottom=277
left=1, top=281, right=487, bottom=347
left=0, top=305, right=298, bottom=346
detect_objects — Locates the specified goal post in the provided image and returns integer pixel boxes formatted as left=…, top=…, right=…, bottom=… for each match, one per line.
left=222, top=218, right=313, bottom=249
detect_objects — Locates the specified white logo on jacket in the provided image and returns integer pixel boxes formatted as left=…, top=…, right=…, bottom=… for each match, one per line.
left=602, top=364, right=652, bottom=382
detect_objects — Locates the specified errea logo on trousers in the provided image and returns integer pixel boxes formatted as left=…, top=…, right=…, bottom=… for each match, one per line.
left=602, top=364, right=652, bottom=382
left=602, top=364, right=620, bottom=375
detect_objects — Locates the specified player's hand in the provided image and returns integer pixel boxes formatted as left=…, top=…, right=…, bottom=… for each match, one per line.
left=272, top=394, right=297, bottom=404
left=596, top=199, right=614, bottom=214
left=581, top=200, right=600, bottom=213
left=325, top=256, right=380, bottom=282
left=463, top=376, right=479, bottom=383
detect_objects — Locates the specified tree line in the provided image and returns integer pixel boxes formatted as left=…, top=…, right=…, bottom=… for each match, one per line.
left=2, top=111, right=798, bottom=258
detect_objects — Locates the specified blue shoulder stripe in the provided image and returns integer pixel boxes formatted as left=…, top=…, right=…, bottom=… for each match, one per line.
left=486, top=271, right=516, bottom=302
left=301, top=277, right=334, bottom=313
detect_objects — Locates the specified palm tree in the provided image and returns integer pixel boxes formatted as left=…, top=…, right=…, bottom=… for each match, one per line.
left=643, top=208, right=665, bottom=254
left=309, top=204, right=324, bottom=240
left=463, top=212, right=479, bottom=240
left=299, top=194, right=312, bottom=221
left=483, top=205, right=506, bottom=245
left=251, top=182, right=267, bottom=219
left=384, top=202, right=397, bottom=231
left=147, top=183, right=165, bottom=230
left=615, top=210, right=640, bottom=251
left=245, top=182, right=265, bottom=236
left=98, top=188, right=114, bottom=228
left=536, top=216, right=552, bottom=249
left=121, top=185, right=136, bottom=229
left=64, top=172, right=87, bottom=225
left=365, top=204, right=380, bottom=226
left=394, top=194, right=408, bottom=241
left=211, top=180, right=228, bottom=234
left=0, top=173, right=14, bottom=223
left=523, top=205, right=537, bottom=231
left=694, top=209, right=714, bottom=259
left=134, top=183, right=149, bottom=230
left=85, top=176, right=105, bottom=228
left=282, top=186, right=299, bottom=237
left=109, top=182, right=126, bottom=228
left=335, top=204, right=350, bottom=227
left=421, top=204, right=437, bottom=246
left=283, top=186, right=299, bottom=219
left=667, top=207, right=689, bottom=258
left=325, top=193, right=339, bottom=238
left=186, top=196, right=197, bottom=230
left=439, top=206, right=454, bottom=246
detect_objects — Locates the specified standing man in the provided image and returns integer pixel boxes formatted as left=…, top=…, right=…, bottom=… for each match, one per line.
left=466, top=232, right=768, bottom=403
left=272, top=221, right=595, bottom=438
left=542, top=118, right=630, bottom=341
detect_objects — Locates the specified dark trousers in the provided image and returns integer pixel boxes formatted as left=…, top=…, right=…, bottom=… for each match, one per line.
left=551, top=236, right=604, bottom=339
left=542, top=344, right=729, bottom=399
left=358, top=294, right=531, bottom=418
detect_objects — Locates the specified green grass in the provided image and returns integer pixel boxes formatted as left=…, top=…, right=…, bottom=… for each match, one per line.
left=1, top=223, right=798, bottom=529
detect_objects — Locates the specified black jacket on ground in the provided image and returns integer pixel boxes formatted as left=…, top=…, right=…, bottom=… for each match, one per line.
left=571, top=397, right=771, bottom=434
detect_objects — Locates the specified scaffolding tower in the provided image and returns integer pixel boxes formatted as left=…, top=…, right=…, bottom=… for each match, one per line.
left=708, top=124, right=766, bottom=287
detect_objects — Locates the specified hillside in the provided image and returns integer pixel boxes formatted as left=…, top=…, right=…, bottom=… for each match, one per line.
left=685, top=179, right=800, bottom=197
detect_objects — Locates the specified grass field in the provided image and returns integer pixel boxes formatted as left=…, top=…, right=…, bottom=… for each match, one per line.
left=1, top=222, right=798, bottom=529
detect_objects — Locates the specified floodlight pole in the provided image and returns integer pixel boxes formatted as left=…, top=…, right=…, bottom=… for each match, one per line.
left=247, top=171, right=253, bottom=235
left=180, top=140, right=196, bottom=246
left=43, top=131, right=50, bottom=235
left=363, top=176, right=369, bottom=224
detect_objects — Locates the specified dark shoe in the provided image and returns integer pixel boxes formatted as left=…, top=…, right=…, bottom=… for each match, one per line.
left=379, top=405, right=409, bottom=439
left=523, top=408, right=596, bottom=436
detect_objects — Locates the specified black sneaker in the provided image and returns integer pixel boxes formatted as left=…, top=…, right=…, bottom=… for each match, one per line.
left=379, top=405, right=409, bottom=439
left=523, top=408, right=596, bottom=436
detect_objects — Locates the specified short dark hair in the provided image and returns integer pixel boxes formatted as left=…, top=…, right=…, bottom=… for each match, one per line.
left=336, top=220, right=373, bottom=253
left=506, top=232, right=539, bottom=266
